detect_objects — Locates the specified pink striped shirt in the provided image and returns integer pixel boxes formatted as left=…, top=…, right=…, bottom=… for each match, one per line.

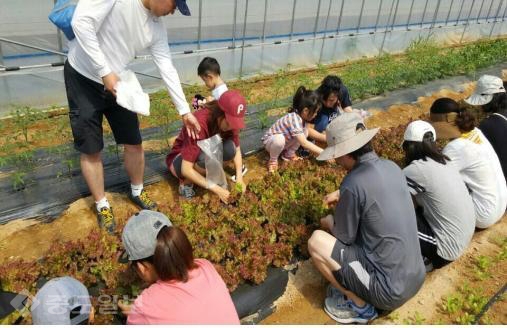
left=263, top=112, right=305, bottom=141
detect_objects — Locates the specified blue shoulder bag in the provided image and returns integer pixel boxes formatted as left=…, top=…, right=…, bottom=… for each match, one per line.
left=48, top=0, right=78, bottom=40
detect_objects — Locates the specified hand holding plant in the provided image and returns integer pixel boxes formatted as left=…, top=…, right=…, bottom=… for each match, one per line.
left=118, top=299, right=132, bottom=316
left=323, top=190, right=340, bottom=208
left=235, top=178, right=247, bottom=193
left=210, top=185, right=231, bottom=204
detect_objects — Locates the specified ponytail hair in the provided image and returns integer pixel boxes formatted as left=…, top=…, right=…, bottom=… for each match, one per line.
left=289, top=86, right=321, bottom=116
left=454, top=109, right=476, bottom=132
left=403, top=131, right=450, bottom=166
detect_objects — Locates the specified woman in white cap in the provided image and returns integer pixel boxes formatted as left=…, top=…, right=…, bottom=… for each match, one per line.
left=465, top=75, right=507, bottom=184
left=401, top=120, right=475, bottom=271
left=429, top=98, right=507, bottom=229
left=118, top=210, right=239, bottom=324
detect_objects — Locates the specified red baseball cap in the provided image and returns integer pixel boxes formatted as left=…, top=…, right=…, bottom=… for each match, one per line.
left=218, top=90, right=247, bottom=130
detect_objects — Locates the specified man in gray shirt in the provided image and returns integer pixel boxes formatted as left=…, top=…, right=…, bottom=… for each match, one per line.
left=308, top=113, right=426, bottom=324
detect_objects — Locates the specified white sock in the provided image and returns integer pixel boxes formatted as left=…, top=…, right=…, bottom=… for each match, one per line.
left=131, top=183, right=143, bottom=197
left=95, top=197, right=110, bottom=212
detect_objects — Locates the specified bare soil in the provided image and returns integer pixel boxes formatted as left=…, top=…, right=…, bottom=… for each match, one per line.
left=0, top=84, right=505, bottom=324
left=261, top=218, right=507, bottom=325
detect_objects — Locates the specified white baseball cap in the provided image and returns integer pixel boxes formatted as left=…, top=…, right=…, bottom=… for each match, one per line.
left=465, top=75, right=506, bottom=106
left=31, top=277, right=91, bottom=325
left=403, top=120, right=436, bottom=146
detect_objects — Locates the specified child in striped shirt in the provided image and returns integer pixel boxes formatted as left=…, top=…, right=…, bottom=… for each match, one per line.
left=262, top=86, right=324, bottom=172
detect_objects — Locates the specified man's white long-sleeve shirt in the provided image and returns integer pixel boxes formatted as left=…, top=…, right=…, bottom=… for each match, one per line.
left=68, top=0, right=190, bottom=115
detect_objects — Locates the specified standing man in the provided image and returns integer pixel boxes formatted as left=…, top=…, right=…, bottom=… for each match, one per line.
left=65, top=0, right=200, bottom=233
left=308, top=113, right=425, bottom=324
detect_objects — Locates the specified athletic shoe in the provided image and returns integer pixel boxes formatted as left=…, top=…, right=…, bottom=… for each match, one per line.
left=296, top=146, right=311, bottom=158
left=231, top=164, right=248, bottom=182
left=423, top=256, right=434, bottom=273
left=326, top=284, right=346, bottom=302
left=179, top=184, right=196, bottom=199
left=324, top=298, right=378, bottom=324
left=129, top=189, right=157, bottom=210
left=97, top=207, right=116, bottom=235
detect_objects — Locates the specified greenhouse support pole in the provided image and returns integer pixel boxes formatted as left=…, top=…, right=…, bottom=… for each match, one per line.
left=380, top=0, right=396, bottom=54
left=476, top=0, right=485, bottom=23
left=319, top=0, right=333, bottom=64
left=488, top=0, right=505, bottom=37
left=0, top=42, right=4, bottom=66
left=197, top=0, right=202, bottom=50
left=430, top=0, right=442, bottom=28
left=336, top=0, right=345, bottom=34
left=356, top=0, right=366, bottom=33
left=375, top=0, right=382, bottom=33
left=406, top=0, right=415, bottom=30
left=421, top=0, right=430, bottom=28
left=239, top=0, right=249, bottom=78
left=261, top=0, right=268, bottom=42
left=503, top=0, right=507, bottom=20
left=232, top=0, right=238, bottom=48
left=460, top=0, right=477, bottom=43
left=455, top=0, right=465, bottom=25
left=314, top=0, right=323, bottom=38
left=485, top=0, right=496, bottom=22
left=496, top=0, right=507, bottom=21
left=290, top=0, right=297, bottom=39
left=391, top=0, right=400, bottom=31
left=445, top=0, right=455, bottom=25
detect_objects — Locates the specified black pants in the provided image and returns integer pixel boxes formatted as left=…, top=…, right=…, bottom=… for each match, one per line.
left=64, top=61, right=141, bottom=154
left=415, top=207, right=452, bottom=269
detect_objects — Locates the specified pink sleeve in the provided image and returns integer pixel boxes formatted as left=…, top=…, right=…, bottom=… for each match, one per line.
left=126, top=296, right=147, bottom=324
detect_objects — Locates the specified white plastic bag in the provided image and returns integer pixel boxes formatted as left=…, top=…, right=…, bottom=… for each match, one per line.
left=115, top=70, right=150, bottom=116
left=197, top=134, right=228, bottom=190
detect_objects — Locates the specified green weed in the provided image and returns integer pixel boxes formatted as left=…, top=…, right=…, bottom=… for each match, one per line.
left=11, top=171, right=26, bottom=191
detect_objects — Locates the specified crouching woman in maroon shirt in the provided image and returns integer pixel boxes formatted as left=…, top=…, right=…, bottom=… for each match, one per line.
left=166, top=90, right=247, bottom=203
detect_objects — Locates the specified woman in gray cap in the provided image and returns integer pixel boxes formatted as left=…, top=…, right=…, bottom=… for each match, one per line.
left=118, top=210, right=239, bottom=324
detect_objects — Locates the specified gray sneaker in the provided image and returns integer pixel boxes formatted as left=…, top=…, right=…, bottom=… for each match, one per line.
left=179, top=184, right=195, bottom=199
left=324, top=298, right=378, bottom=324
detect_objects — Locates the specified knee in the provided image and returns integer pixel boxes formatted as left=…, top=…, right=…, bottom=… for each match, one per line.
left=223, top=140, right=237, bottom=162
left=273, top=134, right=286, bottom=146
left=124, top=144, right=143, bottom=154
left=308, top=230, right=327, bottom=257
left=81, top=152, right=101, bottom=162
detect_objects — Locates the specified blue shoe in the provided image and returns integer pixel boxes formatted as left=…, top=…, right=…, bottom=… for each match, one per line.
left=326, top=284, right=345, bottom=301
left=324, top=298, right=378, bottom=324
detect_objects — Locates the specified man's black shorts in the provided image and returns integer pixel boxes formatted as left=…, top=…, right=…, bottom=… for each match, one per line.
left=64, top=61, right=142, bottom=154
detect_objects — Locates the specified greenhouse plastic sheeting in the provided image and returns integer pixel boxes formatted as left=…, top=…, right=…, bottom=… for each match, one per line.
left=1, top=0, right=507, bottom=114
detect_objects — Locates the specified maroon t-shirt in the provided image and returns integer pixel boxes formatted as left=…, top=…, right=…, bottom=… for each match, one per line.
left=166, top=108, right=240, bottom=169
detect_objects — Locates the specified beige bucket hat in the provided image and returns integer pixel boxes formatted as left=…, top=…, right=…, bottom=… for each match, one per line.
left=317, top=112, right=379, bottom=161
